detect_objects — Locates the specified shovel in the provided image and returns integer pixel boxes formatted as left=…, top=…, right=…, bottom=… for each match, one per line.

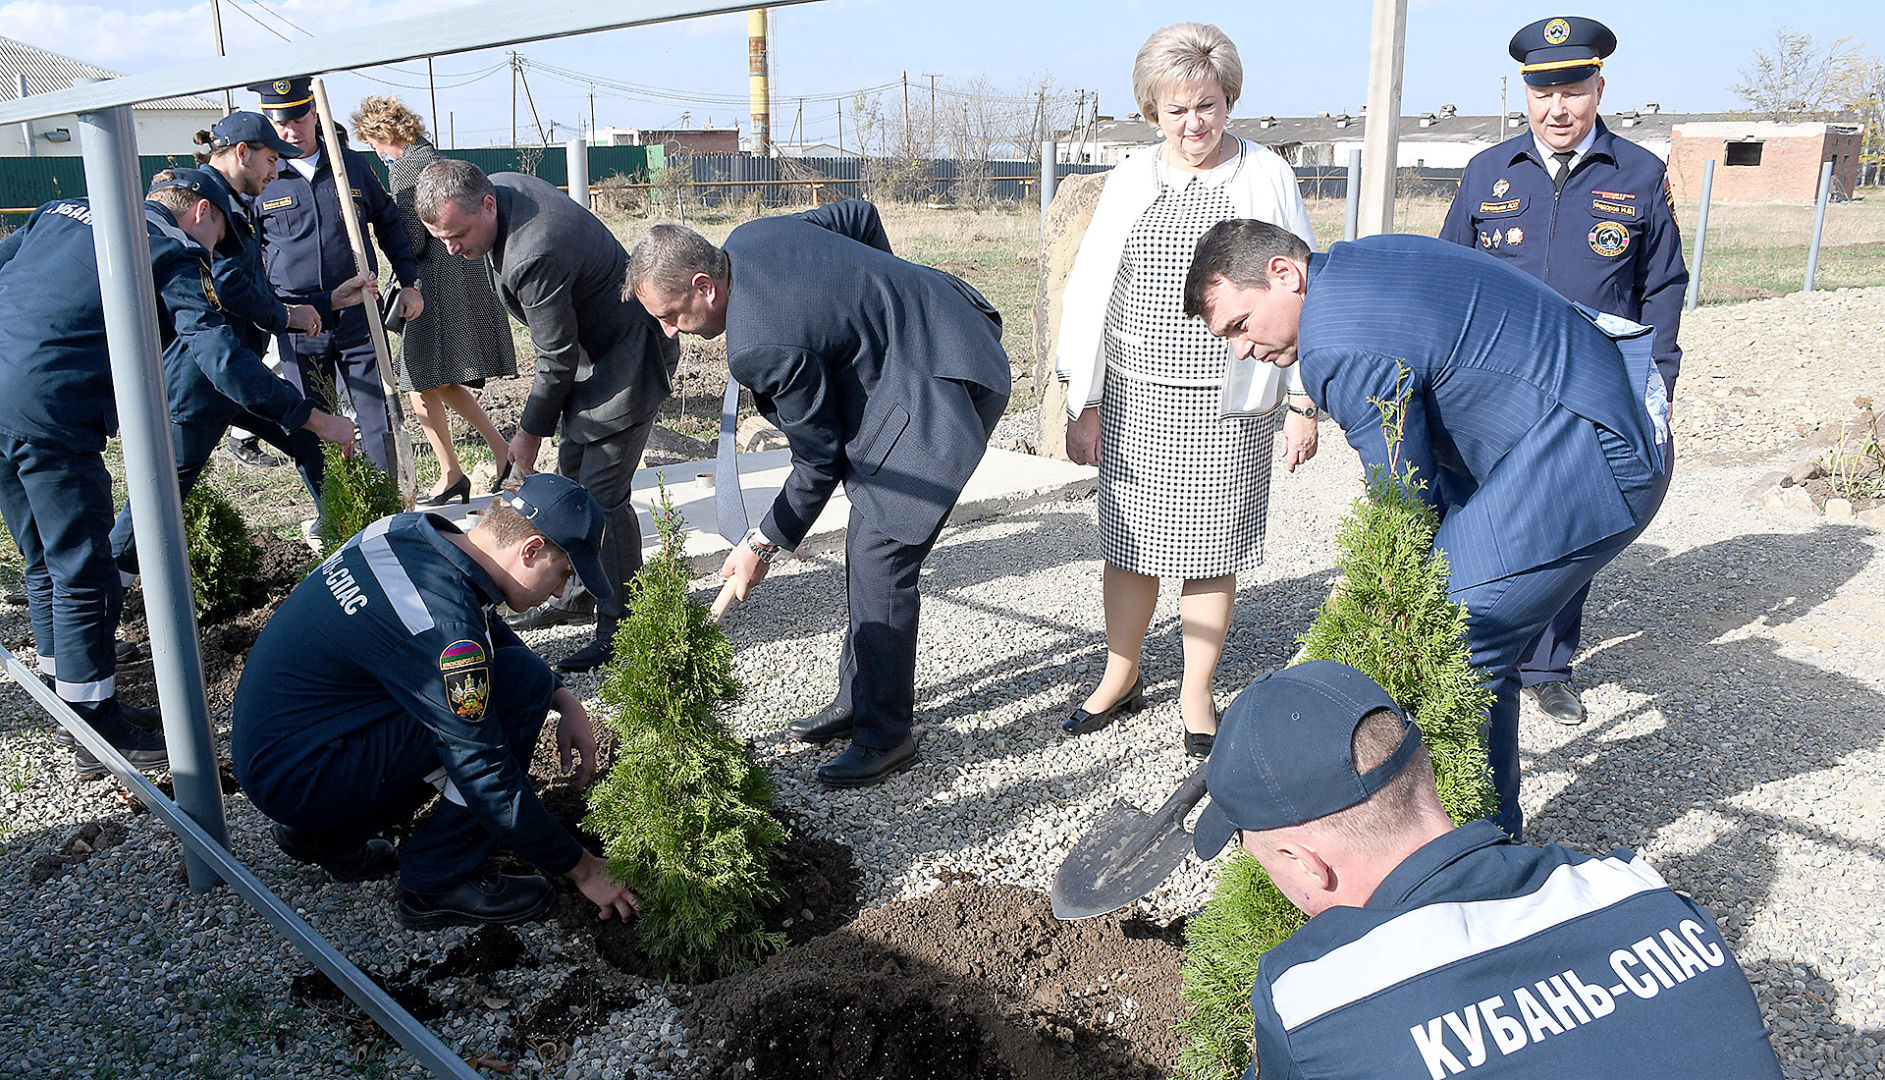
left=1051, top=765, right=1209, bottom=920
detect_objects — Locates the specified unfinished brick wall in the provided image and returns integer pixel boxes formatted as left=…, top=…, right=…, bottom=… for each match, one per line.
left=1669, top=126, right=1863, bottom=203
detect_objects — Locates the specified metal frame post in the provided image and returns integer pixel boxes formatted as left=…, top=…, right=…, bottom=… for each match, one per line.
left=75, top=92, right=228, bottom=892
left=1684, top=158, right=1715, bottom=312
left=1344, top=148, right=1363, bottom=242
left=567, top=134, right=590, bottom=210
left=1805, top=159, right=1835, bottom=292
left=1040, top=139, right=1057, bottom=231
left=17, top=74, right=33, bottom=157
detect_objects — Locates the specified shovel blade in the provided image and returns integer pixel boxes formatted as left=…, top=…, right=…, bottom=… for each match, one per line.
left=1051, top=799, right=1196, bottom=920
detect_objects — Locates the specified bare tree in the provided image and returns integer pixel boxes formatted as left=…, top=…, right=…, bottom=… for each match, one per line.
left=1733, top=28, right=1866, bottom=117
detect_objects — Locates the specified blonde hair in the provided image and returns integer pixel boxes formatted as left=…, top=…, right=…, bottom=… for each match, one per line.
left=1133, top=22, right=1244, bottom=120
left=349, top=95, right=427, bottom=147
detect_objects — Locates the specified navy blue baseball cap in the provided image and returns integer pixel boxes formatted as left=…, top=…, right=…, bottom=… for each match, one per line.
left=498, top=474, right=612, bottom=603
left=246, top=77, right=313, bottom=121
left=1509, top=16, right=1617, bottom=86
left=149, top=166, right=240, bottom=234
left=1193, top=661, right=1424, bottom=858
left=210, top=110, right=301, bottom=158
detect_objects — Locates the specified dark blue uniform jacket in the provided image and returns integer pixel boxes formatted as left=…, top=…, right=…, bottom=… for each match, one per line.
left=1249, top=821, right=1782, bottom=1080
left=1439, top=121, right=1687, bottom=395
left=0, top=198, right=275, bottom=452
left=231, top=513, right=584, bottom=877
left=256, top=140, right=417, bottom=324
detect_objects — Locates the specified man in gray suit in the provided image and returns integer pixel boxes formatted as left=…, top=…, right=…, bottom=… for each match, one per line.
left=417, top=159, right=677, bottom=673
left=628, top=202, right=1010, bottom=787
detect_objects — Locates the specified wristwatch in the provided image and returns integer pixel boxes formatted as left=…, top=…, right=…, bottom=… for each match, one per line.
left=1286, top=400, right=1318, bottom=419
left=743, top=529, right=782, bottom=565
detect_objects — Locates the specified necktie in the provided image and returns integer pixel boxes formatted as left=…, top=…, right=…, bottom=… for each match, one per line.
left=1551, top=151, right=1576, bottom=193
left=713, top=377, right=749, bottom=544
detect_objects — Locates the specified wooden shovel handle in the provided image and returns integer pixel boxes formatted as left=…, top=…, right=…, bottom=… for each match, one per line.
left=708, top=578, right=739, bottom=624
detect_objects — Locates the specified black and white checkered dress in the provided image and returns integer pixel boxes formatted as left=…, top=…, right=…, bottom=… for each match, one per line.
left=386, top=140, right=517, bottom=393
left=1097, top=156, right=1279, bottom=579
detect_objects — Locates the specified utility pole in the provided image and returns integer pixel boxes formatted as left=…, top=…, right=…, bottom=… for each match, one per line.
left=589, top=87, right=596, bottom=140
left=517, top=57, right=549, bottom=144
left=836, top=97, right=843, bottom=153
left=207, top=0, right=233, bottom=114
left=1500, top=74, right=1507, bottom=134
left=925, top=72, right=939, bottom=155
left=1358, top=0, right=1409, bottom=236
left=510, top=52, right=518, bottom=148
left=449, top=110, right=455, bottom=150
left=427, top=57, right=439, bottom=139
left=901, top=71, right=911, bottom=157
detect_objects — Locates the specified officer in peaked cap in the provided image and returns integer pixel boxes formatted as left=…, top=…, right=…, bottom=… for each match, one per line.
left=1193, top=662, right=1782, bottom=1080
left=248, top=74, right=423, bottom=497
left=1439, top=16, right=1687, bottom=729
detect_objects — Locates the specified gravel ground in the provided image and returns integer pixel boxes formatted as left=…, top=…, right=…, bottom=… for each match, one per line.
left=3, top=288, right=1883, bottom=1078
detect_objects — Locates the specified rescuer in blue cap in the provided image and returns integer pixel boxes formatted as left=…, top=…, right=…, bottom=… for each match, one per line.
left=109, top=135, right=366, bottom=580
left=231, top=473, right=641, bottom=929
left=1440, top=16, right=1689, bottom=727
left=247, top=76, right=424, bottom=490
left=0, top=172, right=287, bottom=775
left=1193, top=662, right=1783, bottom=1080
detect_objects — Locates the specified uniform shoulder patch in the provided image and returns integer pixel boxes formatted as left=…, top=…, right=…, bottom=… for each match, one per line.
left=441, top=639, right=489, bottom=719
left=200, top=264, right=222, bottom=310
left=261, top=196, right=295, bottom=212
left=1663, top=178, right=1679, bottom=227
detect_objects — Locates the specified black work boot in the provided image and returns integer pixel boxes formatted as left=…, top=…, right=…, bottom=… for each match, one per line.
left=554, top=618, right=617, bottom=674
left=71, top=701, right=168, bottom=779
left=505, top=590, right=597, bottom=630
left=397, top=870, right=555, bottom=930
left=272, top=824, right=398, bottom=883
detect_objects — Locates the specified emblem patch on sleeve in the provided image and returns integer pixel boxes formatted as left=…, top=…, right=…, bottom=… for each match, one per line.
left=1588, top=221, right=1631, bottom=257
left=440, top=639, right=489, bottom=718
left=200, top=265, right=222, bottom=310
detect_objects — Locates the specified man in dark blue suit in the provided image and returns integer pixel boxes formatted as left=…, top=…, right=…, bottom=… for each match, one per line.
left=1185, top=220, right=1672, bottom=839
left=1440, top=16, right=1688, bottom=725
left=628, top=201, right=1011, bottom=788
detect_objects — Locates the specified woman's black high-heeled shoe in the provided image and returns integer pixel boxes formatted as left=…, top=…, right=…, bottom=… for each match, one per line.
left=417, top=474, right=471, bottom=507
left=488, top=458, right=514, bottom=494
left=1062, top=677, right=1145, bottom=737
left=1182, top=710, right=1220, bottom=759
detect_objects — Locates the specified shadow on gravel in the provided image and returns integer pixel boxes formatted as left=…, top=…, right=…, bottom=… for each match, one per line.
left=1527, top=527, right=1883, bottom=938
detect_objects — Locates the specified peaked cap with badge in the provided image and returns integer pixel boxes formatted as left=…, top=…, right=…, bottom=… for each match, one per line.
left=1509, top=15, right=1617, bottom=86
left=245, top=76, right=314, bottom=121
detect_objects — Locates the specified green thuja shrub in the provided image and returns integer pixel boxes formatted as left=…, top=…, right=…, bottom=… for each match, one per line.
left=182, top=484, right=262, bottom=623
left=583, top=484, right=786, bottom=981
left=316, top=443, right=402, bottom=551
left=1176, top=374, right=1498, bottom=1080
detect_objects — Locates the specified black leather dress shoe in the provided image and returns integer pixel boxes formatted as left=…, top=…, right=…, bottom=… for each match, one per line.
left=816, top=735, right=918, bottom=788
left=1183, top=726, right=1215, bottom=760
left=505, top=594, right=596, bottom=630
left=554, top=637, right=614, bottom=674
left=273, top=824, right=398, bottom=883
left=223, top=435, right=285, bottom=468
left=1526, top=682, right=1586, bottom=725
left=788, top=703, right=855, bottom=744
left=1061, top=678, right=1145, bottom=737
left=397, top=870, right=555, bottom=930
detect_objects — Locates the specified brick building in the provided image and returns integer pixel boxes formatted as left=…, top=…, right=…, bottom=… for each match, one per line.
left=1668, top=121, right=1863, bottom=203
left=592, top=126, right=741, bottom=157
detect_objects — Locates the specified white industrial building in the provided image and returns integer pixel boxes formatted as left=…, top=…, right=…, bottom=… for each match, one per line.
left=2, top=36, right=222, bottom=158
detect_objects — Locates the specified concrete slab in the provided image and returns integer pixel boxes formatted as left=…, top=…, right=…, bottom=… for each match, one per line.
left=433, top=447, right=1097, bottom=571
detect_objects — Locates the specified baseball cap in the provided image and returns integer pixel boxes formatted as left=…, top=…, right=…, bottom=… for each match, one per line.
left=1509, top=16, right=1617, bottom=87
left=209, top=111, right=302, bottom=158
left=498, top=474, right=612, bottom=604
left=1193, top=661, right=1424, bottom=858
left=149, top=167, right=241, bottom=252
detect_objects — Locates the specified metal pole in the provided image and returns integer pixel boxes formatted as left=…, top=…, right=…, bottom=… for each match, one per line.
left=1684, top=158, right=1714, bottom=312
left=1039, top=139, right=1057, bottom=231
left=16, top=74, right=32, bottom=157
left=208, top=0, right=233, bottom=114
left=75, top=92, right=227, bottom=893
left=1344, top=148, right=1363, bottom=242
left=1357, top=0, right=1409, bottom=236
left=1805, top=159, right=1835, bottom=292
left=426, top=57, right=439, bottom=139
left=567, top=134, right=589, bottom=210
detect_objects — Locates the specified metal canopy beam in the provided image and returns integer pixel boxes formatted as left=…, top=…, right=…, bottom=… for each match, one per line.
left=0, top=0, right=814, bottom=125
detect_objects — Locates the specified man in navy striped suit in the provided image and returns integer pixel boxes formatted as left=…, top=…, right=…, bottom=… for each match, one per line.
left=1185, top=220, right=1671, bottom=840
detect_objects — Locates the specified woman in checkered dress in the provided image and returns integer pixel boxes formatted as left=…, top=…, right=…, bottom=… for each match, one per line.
left=352, top=97, right=517, bottom=504
left=1055, top=24, right=1320, bottom=756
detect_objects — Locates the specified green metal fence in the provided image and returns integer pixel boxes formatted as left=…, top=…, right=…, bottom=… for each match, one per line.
left=0, top=144, right=657, bottom=225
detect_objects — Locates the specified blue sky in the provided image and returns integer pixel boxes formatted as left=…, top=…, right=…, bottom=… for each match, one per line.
left=5, top=0, right=1881, bottom=147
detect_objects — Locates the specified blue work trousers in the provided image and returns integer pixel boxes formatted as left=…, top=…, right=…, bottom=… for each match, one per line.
left=237, top=646, right=558, bottom=892
left=109, top=413, right=321, bottom=577
left=0, top=435, right=121, bottom=711
left=279, top=306, right=388, bottom=488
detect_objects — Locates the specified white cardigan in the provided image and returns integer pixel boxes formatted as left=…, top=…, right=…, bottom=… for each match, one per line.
left=1053, top=136, right=1317, bottom=420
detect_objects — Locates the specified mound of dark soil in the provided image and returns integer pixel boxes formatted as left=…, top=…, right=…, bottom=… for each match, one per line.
left=118, top=528, right=311, bottom=710
left=685, top=880, right=1188, bottom=1080
left=28, top=819, right=129, bottom=884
